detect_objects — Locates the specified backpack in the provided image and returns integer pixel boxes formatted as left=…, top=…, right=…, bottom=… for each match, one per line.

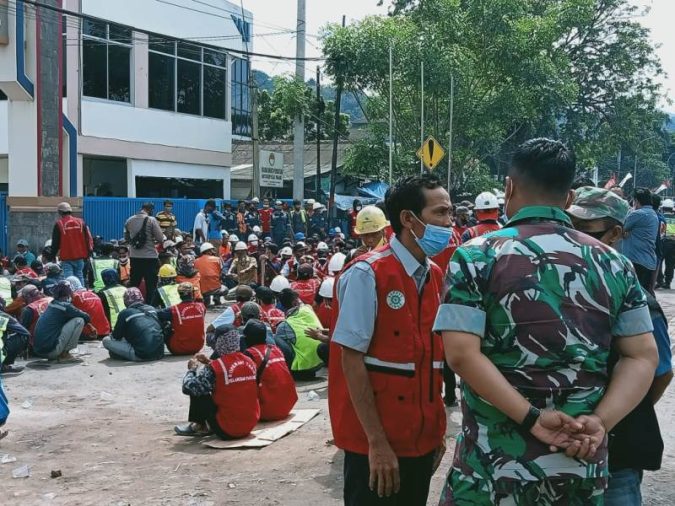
left=129, top=217, right=149, bottom=249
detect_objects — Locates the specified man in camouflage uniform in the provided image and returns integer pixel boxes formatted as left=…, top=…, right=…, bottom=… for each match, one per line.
left=434, top=139, right=658, bottom=505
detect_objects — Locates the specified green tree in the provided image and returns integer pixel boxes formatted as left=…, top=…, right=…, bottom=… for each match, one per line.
left=322, top=0, right=668, bottom=197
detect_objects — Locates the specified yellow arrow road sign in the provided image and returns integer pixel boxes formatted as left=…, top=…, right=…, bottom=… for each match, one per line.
left=416, top=136, right=446, bottom=170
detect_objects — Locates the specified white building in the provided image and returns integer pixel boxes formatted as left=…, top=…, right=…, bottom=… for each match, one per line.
left=0, top=0, right=254, bottom=200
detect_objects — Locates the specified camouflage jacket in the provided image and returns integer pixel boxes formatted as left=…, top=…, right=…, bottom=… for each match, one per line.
left=435, top=206, right=652, bottom=482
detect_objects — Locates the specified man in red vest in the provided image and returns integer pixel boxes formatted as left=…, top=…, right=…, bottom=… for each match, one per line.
left=329, top=173, right=451, bottom=505
left=461, top=191, right=503, bottom=243
left=51, top=202, right=93, bottom=287
left=290, top=264, right=321, bottom=305
left=67, top=276, right=111, bottom=339
left=19, top=285, right=53, bottom=344
left=158, top=282, right=206, bottom=355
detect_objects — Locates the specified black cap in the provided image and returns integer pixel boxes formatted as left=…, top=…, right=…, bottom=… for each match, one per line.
left=243, top=319, right=268, bottom=346
left=142, top=202, right=155, bottom=211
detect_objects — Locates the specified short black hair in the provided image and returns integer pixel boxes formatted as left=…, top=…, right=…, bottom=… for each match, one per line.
left=100, top=242, right=115, bottom=256
left=163, top=200, right=173, bottom=206
left=255, top=286, right=275, bottom=305
left=278, top=288, right=299, bottom=311
left=652, top=193, right=662, bottom=209
left=385, top=172, right=443, bottom=234
left=205, top=199, right=216, bottom=208
left=634, top=187, right=652, bottom=207
left=509, top=138, right=576, bottom=197
left=142, top=202, right=155, bottom=211
left=13, top=256, right=27, bottom=267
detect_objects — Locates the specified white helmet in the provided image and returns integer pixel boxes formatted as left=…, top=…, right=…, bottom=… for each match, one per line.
left=317, top=241, right=329, bottom=252
left=313, top=202, right=324, bottom=211
left=334, top=227, right=342, bottom=234
left=252, top=225, right=262, bottom=233
left=662, top=198, right=674, bottom=209
left=252, top=197, right=260, bottom=204
left=234, top=241, right=247, bottom=251
left=228, top=234, right=239, bottom=242
left=280, top=246, right=293, bottom=257
left=306, top=199, right=316, bottom=206
left=248, top=234, right=259, bottom=243
left=270, top=275, right=291, bottom=293
left=328, top=252, right=346, bottom=273
left=174, top=236, right=184, bottom=245
left=199, top=242, right=215, bottom=254
left=44, top=239, right=52, bottom=248
left=474, top=192, right=499, bottom=210
left=319, top=277, right=335, bottom=298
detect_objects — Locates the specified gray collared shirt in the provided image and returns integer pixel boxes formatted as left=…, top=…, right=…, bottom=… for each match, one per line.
left=332, top=236, right=430, bottom=353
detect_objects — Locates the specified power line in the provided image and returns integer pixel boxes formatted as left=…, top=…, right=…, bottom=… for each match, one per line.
left=6, top=0, right=325, bottom=62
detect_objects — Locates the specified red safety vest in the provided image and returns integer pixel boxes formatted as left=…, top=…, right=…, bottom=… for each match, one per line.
left=231, top=302, right=244, bottom=327
left=194, top=255, right=222, bottom=294
left=285, top=258, right=298, bottom=281
left=463, top=221, right=502, bottom=242
left=166, top=302, right=206, bottom=355
left=259, top=207, right=273, bottom=233
left=290, top=279, right=320, bottom=305
left=210, top=353, right=261, bottom=437
left=431, top=228, right=462, bottom=276
left=328, top=245, right=446, bottom=457
left=72, top=290, right=111, bottom=336
left=26, top=297, right=53, bottom=342
left=56, top=215, right=92, bottom=260
left=246, top=344, right=298, bottom=421
left=259, top=303, right=285, bottom=331
left=314, top=301, right=335, bottom=335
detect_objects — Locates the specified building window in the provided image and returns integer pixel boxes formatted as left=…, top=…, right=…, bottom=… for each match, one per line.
left=148, top=35, right=227, bottom=120
left=231, top=58, right=252, bottom=137
left=0, top=91, right=6, bottom=101
left=82, top=20, right=132, bottom=103
left=83, top=156, right=128, bottom=197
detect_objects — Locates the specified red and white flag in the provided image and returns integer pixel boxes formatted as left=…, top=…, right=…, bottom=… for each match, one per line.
left=654, top=180, right=671, bottom=194
left=603, top=174, right=617, bottom=189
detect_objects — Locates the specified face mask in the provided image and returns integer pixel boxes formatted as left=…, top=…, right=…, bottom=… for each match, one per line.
left=410, top=213, right=453, bottom=257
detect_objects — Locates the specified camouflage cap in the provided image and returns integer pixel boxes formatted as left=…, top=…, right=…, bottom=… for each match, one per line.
left=567, top=186, right=630, bottom=224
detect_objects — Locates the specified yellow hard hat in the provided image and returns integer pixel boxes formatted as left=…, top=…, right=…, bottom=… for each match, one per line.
left=354, top=206, right=388, bottom=235
left=159, top=264, right=177, bottom=278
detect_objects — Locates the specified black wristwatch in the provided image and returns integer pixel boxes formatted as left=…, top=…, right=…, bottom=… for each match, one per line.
left=520, top=405, right=541, bottom=432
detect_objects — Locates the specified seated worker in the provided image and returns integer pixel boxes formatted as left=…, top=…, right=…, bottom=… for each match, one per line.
left=67, top=276, right=111, bottom=339
left=19, top=285, right=53, bottom=340
left=176, top=255, right=203, bottom=302
left=89, top=242, right=119, bottom=292
left=152, top=264, right=181, bottom=308
left=98, top=269, right=127, bottom=329
left=102, top=288, right=165, bottom=362
left=5, top=274, right=33, bottom=318
left=13, top=256, right=37, bottom=279
left=175, top=326, right=260, bottom=439
left=208, top=285, right=255, bottom=331
left=314, top=277, right=335, bottom=336
left=255, top=286, right=285, bottom=331
left=274, top=288, right=329, bottom=378
left=117, top=244, right=131, bottom=286
left=237, top=301, right=275, bottom=350
left=195, top=242, right=225, bottom=307
left=242, top=320, right=297, bottom=421
left=41, top=263, right=63, bottom=296
left=33, top=281, right=89, bottom=362
left=290, top=264, right=321, bottom=305
left=158, top=283, right=206, bottom=356
left=227, top=242, right=258, bottom=286
left=0, top=296, right=30, bottom=375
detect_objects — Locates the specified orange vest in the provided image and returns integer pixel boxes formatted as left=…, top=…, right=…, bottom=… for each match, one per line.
left=119, top=261, right=131, bottom=285
left=194, top=255, right=222, bottom=294
left=246, top=344, right=298, bottom=421
left=167, top=302, right=206, bottom=355
left=328, top=246, right=446, bottom=457
left=210, top=353, right=260, bottom=437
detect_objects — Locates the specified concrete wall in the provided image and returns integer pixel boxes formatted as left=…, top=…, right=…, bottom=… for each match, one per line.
left=7, top=100, right=37, bottom=196
left=0, top=101, right=7, bottom=155
left=9, top=211, right=56, bottom=256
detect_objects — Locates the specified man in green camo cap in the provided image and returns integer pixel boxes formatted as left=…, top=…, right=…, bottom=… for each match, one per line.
left=567, top=185, right=630, bottom=247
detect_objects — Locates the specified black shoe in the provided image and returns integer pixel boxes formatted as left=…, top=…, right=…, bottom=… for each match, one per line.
left=1, top=364, right=25, bottom=376
left=444, top=396, right=458, bottom=407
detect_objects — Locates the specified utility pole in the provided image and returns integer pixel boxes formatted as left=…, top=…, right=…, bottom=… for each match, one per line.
left=389, top=44, right=393, bottom=185
left=293, top=0, right=306, bottom=201
left=316, top=66, right=321, bottom=200
left=329, top=16, right=346, bottom=222
left=447, top=73, right=454, bottom=192
left=420, top=61, right=424, bottom=173
left=251, top=76, right=260, bottom=199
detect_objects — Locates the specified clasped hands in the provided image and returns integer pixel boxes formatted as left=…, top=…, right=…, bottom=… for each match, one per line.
left=530, top=410, right=606, bottom=460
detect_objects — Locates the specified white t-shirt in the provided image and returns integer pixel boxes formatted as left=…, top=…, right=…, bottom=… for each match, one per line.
left=193, top=211, right=208, bottom=243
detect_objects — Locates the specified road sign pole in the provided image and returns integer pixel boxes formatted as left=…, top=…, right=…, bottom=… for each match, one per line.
left=420, top=61, right=424, bottom=174
left=389, top=44, right=393, bottom=185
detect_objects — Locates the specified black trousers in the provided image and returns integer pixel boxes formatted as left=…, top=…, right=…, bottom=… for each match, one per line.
left=2, top=333, right=29, bottom=366
left=343, top=450, right=435, bottom=506
left=443, top=361, right=457, bottom=403
left=188, top=395, right=230, bottom=440
left=662, top=239, right=675, bottom=287
left=130, top=257, right=159, bottom=303
left=634, top=263, right=655, bottom=295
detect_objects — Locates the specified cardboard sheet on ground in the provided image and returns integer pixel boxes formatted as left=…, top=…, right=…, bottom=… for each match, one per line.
left=202, top=408, right=320, bottom=449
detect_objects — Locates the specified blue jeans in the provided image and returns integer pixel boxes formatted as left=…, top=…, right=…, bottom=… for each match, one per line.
left=61, top=259, right=85, bottom=286
left=605, top=468, right=643, bottom=506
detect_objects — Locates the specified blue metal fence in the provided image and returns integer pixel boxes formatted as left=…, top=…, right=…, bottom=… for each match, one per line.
left=83, top=197, right=226, bottom=241
left=0, top=193, right=7, bottom=254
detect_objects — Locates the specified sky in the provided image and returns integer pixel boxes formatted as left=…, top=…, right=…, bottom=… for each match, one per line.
left=242, top=0, right=675, bottom=112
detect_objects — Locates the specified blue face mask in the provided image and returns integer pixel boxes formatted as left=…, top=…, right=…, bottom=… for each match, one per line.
left=411, top=213, right=453, bottom=257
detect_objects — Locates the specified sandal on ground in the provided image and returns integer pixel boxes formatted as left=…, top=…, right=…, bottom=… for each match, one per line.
left=174, top=423, right=212, bottom=437
left=0, top=429, right=8, bottom=441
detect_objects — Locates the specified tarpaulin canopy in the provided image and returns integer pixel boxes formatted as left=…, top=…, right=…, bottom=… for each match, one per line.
left=358, top=181, right=389, bottom=200
left=333, top=194, right=378, bottom=211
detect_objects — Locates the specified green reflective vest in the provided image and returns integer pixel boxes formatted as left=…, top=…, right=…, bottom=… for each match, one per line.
left=286, top=305, right=323, bottom=371
left=666, top=218, right=675, bottom=238
left=102, top=286, right=127, bottom=329
left=0, top=277, right=13, bottom=305
left=92, top=258, right=119, bottom=293
left=0, top=314, right=8, bottom=364
left=158, top=284, right=181, bottom=308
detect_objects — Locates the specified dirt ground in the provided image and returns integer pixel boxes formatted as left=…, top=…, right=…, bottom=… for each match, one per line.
left=2, top=293, right=675, bottom=505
